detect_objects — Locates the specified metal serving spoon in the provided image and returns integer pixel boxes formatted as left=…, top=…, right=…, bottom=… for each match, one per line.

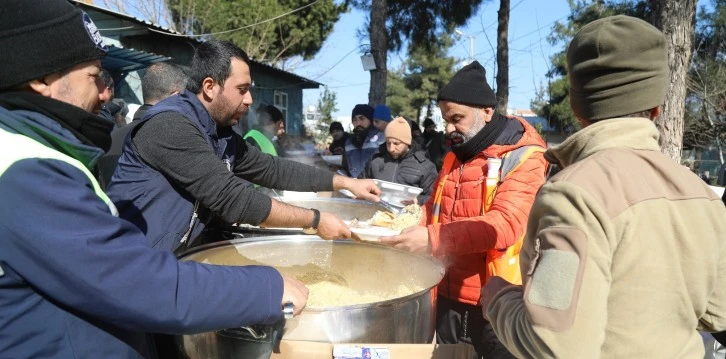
left=378, top=199, right=402, bottom=215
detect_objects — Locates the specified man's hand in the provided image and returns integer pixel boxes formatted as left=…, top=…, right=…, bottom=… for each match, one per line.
left=480, top=276, right=515, bottom=321
left=379, top=225, right=430, bottom=254
left=282, top=276, right=309, bottom=317
left=333, top=176, right=380, bottom=202
left=316, top=211, right=352, bottom=240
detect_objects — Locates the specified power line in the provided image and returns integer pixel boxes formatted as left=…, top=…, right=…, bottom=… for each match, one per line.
left=147, top=0, right=322, bottom=37
left=244, top=45, right=364, bottom=90
left=470, top=14, right=566, bottom=58
left=472, top=0, right=529, bottom=37
left=509, top=15, right=567, bottom=44
left=310, top=46, right=362, bottom=80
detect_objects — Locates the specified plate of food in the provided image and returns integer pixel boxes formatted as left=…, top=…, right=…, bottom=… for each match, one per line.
left=346, top=204, right=423, bottom=241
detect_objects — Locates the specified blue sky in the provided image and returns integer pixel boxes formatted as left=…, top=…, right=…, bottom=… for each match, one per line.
left=293, top=0, right=573, bottom=118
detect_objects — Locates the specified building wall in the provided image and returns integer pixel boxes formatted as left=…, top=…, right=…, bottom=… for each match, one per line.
left=115, top=70, right=143, bottom=105
left=248, top=67, right=307, bottom=137
left=103, top=37, right=311, bottom=136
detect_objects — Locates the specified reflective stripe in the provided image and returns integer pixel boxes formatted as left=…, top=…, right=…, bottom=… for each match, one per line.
left=483, top=146, right=546, bottom=213
left=0, top=129, right=118, bottom=216
left=430, top=146, right=545, bottom=285
left=431, top=152, right=457, bottom=223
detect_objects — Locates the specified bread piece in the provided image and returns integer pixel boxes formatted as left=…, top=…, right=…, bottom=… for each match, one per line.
left=370, top=210, right=395, bottom=227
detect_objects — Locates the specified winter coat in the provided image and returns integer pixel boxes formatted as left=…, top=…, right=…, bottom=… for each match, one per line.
left=420, top=116, right=547, bottom=305
left=0, top=100, right=283, bottom=358
left=359, top=142, right=438, bottom=204
left=342, top=128, right=385, bottom=178
left=488, top=118, right=726, bottom=358
left=106, top=91, right=238, bottom=251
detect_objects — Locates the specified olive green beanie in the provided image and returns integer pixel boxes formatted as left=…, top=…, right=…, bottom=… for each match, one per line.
left=567, top=15, right=668, bottom=121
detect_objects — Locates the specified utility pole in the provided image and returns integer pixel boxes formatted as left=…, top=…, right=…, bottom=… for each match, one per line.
left=455, top=29, right=475, bottom=64
left=467, top=35, right=474, bottom=63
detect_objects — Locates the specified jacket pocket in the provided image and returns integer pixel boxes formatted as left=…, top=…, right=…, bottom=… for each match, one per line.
left=523, top=226, right=588, bottom=331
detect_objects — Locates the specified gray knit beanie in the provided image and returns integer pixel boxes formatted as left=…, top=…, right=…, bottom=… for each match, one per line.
left=567, top=15, right=668, bottom=121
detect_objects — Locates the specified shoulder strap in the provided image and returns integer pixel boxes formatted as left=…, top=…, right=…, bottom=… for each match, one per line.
left=431, top=152, right=458, bottom=224
left=500, top=145, right=546, bottom=181
left=482, top=145, right=546, bottom=214
left=440, top=151, right=457, bottom=174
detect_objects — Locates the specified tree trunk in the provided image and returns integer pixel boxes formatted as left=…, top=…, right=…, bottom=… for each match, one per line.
left=368, top=0, right=388, bottom=106
left=651, top=0, right=697, bottom=163
left=496, top=0, right=510, bottom=114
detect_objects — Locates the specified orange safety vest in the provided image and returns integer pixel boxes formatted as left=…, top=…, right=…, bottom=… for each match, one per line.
left=431, top=146, right=546, bottom=285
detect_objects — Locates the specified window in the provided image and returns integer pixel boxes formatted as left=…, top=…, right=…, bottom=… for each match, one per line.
left=274, top=91, right=288, bottom=124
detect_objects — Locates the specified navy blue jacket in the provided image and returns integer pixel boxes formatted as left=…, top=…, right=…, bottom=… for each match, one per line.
left=0, top=102, right=283, bottom=358
left=107, top=91, right=335, bottom=252
left=107, top=92, right=237, bottom=251
left=342, top=128, right=385, bottom=178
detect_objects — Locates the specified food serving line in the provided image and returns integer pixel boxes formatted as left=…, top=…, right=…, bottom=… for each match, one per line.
left=171, top=183, right=474, bottom=358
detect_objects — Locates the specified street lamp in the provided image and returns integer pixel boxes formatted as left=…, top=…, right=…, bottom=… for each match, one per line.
left=455, top=29, right=475, bottom=64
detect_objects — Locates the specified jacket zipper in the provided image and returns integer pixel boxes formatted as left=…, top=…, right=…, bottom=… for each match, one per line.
left=392, top=162, right=399, bottom=182
left=181, top=157, right=230, bottom=246
left=448, top=163, right=465, bottom=219
left=445, top=163, right=465, bottom=299
left=180, top=201, right=200, bottom=244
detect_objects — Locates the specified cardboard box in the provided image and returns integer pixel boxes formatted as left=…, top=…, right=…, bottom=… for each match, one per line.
left=271, top=340, right=474, bottom=359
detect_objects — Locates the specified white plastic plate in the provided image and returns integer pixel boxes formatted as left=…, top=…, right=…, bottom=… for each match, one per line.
left=371, top=179, right=422, bottom=207
left=349, top=225, right=401, bottom=242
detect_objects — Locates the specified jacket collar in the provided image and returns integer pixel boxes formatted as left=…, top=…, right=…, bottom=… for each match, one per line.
left=0, top=105, right=105, bottom=169
left=377, top=141, right=421, bottom=162
left=147, top=91, right=235, bottom=143
left=547, top=117, right=661, bottom=168
left=180, top=91, right=219, bottom=139
left=478, top=116, right=546, bottom=159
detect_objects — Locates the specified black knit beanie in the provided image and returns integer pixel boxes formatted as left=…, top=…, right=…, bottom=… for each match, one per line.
left=351, top=104, right=374, bottom=120
left=0, top=0, right=108, bottom=89
left=567, top=15, right=668, bottom=121
left=329, top=121, right=344, bottom=133
left=437, top=61, right=497, bottom=108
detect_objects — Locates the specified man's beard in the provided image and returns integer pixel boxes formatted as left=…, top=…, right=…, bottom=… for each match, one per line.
left=209, top=91, right=243, bottom=127
left=445, top=112, right=486, bottom=148
left=390, top=146, right=409, bottom=160
left=352, top=125, right=370, bottom=147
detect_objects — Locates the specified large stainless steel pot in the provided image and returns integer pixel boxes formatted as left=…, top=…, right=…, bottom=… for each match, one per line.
left=228, top=197, right=385, bottom=236
left=175, top=236, right=445, bottom=357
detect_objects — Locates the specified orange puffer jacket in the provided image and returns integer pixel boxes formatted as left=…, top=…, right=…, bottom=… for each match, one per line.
left=421, top=116, right=547, bottom=305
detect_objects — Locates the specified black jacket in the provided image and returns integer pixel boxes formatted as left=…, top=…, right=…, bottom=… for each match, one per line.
left=96, top=104, right=152, bottom=189
left=359, top=142, right=438, bottom=204
left=329, top=133, right=349, bottom=155
left=424, top=130, right=449, bottom=171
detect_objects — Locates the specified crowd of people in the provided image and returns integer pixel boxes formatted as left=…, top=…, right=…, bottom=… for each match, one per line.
left=327, top=103, right=450, bottom=205
left=1, top=1, right=725, bottom=358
